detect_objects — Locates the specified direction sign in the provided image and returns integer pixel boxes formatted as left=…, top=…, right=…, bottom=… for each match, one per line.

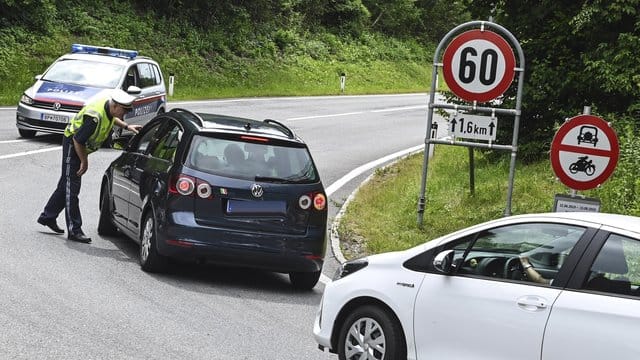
left=449, top=112, right=497, bottom=141
left=442, top=29, right=516, bottom=103
left=550, top=115, right=619, bottom=191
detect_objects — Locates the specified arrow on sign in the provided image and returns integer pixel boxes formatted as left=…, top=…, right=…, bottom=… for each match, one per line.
left=489, top=122, right=495, bottom=136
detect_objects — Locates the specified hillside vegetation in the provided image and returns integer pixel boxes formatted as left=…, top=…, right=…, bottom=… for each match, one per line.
left=0, top=0, right=466, bottom=105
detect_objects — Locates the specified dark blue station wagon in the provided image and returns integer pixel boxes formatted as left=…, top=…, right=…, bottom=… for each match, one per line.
left=98, top=108, right=328, bottom=289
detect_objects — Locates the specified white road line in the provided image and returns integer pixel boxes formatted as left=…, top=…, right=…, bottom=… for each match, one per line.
left=287, top=111, right=364, bottom=121
left=371, top=105, right=428, bottom=112
left=0, top=139, right=29, bottom=144
left=318, top=143, right=424, bottom=286
left=0, top=146, right=60, bottom=160
left=163, top=93, right=427, bottom=106
left=325, top=144, right=424, bottom=197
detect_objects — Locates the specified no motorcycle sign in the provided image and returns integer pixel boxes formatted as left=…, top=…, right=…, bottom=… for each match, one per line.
left=550, top=115, right=619, bottom=191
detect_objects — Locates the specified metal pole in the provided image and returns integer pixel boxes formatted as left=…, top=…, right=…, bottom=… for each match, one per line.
left=570, top=106, right=591, bottom=198
left=416, top=80, right=438, bottom=227
left=469, top=148, right=475, bottom=195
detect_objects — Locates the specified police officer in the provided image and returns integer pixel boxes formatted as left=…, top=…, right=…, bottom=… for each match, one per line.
left=37, top=90, right=141, bottom=243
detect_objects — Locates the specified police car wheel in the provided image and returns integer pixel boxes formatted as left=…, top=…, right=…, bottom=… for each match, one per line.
left=140, top=211, right=167, bottom=273
left=18, top=129, right=36, bottom=138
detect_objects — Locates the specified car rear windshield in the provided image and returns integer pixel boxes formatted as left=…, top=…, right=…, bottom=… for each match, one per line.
left=42, top=59, right=124, bottom=88
left=186, top=135, right=319, bottom=183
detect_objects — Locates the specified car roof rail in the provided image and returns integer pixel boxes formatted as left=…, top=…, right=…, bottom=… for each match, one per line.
left=263, top=119, right=294, bottom=139
left=170, top=108, right=204, bottom=127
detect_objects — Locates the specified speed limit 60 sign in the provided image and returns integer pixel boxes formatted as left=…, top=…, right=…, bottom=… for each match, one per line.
left=443, top=29, right=515, bottom=103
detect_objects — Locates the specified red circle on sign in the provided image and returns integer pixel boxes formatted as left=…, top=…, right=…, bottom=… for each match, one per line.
left=550, top=115, right=619, bottom=191
left=442, top=29, right=516, bottom=103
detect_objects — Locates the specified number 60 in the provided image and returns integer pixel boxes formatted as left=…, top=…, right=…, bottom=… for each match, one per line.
left=458, top=47, right=498, bottom=85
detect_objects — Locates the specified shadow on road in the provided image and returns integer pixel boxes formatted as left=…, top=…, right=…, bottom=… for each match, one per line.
left=73, top=231, right=325, bottom=306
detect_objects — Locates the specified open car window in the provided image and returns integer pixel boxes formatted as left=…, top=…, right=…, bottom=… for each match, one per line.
left=445, top=223, right=586, bottom=285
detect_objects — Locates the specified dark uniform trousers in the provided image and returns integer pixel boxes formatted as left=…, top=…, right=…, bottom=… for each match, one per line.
left=39, top=136, right=83, bottom=235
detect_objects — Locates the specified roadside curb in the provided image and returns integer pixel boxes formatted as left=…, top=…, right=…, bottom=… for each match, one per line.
left=330, top=146, right=427, bottom=264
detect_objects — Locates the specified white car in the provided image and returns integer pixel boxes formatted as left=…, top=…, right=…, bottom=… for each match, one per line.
left=16, top=44, right=166, bottom=138
left=314, top=212, right=640, bottom=360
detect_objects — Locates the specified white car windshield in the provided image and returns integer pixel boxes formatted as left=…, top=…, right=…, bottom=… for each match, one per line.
left=42, top=59, right=124, bottom=88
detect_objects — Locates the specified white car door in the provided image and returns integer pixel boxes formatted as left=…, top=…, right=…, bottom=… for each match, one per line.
left=414, top=221, right=589, bottom=359
left=414, top=274, right=561, bottom=359
left=542, top=231, right=640, bottom=359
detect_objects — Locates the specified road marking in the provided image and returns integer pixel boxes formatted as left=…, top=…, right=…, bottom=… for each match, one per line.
left=325, top=144, right=424, bottom=197
left=0, top=146, right=60, bottom=160
left=371, top=105, right=428, bottom=112
left=287, top=111, right=364, bottom=121
left=319, top=143, right=424, bottom=285
left=162, top=93, right=427, bottom=106
left=0, top=139, right=30, bottom=144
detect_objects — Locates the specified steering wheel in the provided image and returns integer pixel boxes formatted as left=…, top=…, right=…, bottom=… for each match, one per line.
left=503, top=257, right=526, bottom=280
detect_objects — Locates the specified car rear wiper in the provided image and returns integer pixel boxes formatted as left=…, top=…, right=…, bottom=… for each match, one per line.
left=254, top=176, right=296, bottom=184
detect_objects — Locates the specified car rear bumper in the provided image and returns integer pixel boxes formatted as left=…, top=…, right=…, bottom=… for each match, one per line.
left=156, top=213, right=327, bottom=273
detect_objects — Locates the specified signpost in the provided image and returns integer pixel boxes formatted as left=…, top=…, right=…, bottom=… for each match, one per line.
left=417, top=21, right=524, bottom=226
left=550, top=114, right=619, bottom=191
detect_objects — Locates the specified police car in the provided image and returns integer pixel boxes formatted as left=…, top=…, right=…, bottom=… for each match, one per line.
left=16, top=44, right=166, bottom=138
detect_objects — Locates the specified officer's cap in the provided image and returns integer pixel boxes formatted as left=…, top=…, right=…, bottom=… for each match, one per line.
left=111, top=89, right=135, bottom=109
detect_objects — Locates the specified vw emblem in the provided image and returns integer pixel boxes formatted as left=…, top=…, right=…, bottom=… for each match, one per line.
left=251, top=184, right=264, bottom=198
left=53, top=102, right=61, bottom=111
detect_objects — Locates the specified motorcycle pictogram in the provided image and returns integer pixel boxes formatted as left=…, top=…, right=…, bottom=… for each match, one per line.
left=569, top=156, right=595, bottom=176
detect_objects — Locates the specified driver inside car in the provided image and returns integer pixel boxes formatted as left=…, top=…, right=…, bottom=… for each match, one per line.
left=520, top=256, right=551, bottom=284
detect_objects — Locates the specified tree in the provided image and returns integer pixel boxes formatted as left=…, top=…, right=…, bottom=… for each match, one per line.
left=463, top=0, right=640, bottom=162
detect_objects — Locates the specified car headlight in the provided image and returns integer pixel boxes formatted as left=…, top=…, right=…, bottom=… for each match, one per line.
left=333, top=257, right=368, bottom=280
left=20, top=94, right=33, bottom=105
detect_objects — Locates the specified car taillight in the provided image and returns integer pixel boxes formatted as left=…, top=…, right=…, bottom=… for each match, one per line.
left=313, top=193, right=326, bottom=211
left=298, top=194, right=312, bottom=210
left=169, top=174, right=214, bottom=199
left=298, top=192, right=326, bottom=211
left=196, top=179, right=212, bottom=199
left=176, top=176, right=195, bottom=196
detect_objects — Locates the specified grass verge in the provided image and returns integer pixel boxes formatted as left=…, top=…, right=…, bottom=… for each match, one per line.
left=337, top=145, right=571, bottom=259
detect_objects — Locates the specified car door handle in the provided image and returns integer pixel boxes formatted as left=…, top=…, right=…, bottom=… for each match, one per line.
left=516, top=296, right=548, bottom=311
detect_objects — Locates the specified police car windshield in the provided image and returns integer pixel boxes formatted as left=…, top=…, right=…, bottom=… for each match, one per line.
left=42, top=59, right=124, bottom=88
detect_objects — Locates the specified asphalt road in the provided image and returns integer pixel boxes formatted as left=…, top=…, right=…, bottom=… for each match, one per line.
left=0, top=94, right=436, bottom=359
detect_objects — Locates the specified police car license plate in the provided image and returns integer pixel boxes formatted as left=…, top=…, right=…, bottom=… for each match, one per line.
left=42, top=114, right=69, bottom=123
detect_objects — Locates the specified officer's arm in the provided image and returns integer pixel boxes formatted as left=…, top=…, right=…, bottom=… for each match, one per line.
left=114, top=117, right=141, bottom=134
left=73, top=138, right=89, bottom=176
left=73, top=114, right=97, bottom=176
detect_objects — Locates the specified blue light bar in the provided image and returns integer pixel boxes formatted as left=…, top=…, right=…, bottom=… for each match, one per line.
left=70, top=44, right=138, bottom=59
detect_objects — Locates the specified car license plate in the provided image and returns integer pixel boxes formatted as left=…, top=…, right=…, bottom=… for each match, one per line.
left=42, top=114, right=69, bottom=123
left=226, top=200, right=286, bottom=215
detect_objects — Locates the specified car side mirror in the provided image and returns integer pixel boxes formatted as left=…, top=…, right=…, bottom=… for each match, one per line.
left=126, top=85, right=142, bottom=95
left=433, top=250, right=455, bottom=274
